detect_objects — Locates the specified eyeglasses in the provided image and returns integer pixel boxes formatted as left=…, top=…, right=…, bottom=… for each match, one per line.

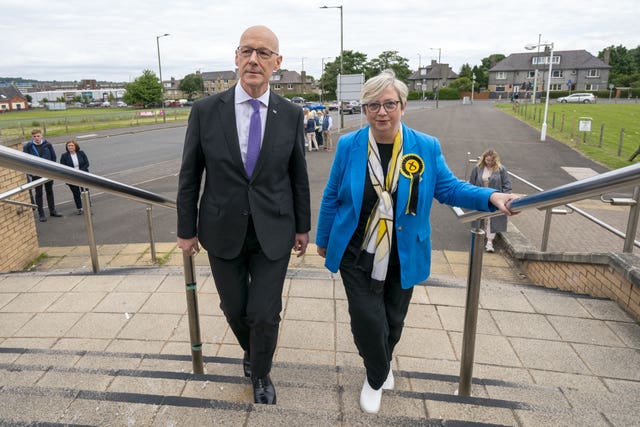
left=237, top=46, right=279, bottom=60
left=363, top=100, right=401, bottom=113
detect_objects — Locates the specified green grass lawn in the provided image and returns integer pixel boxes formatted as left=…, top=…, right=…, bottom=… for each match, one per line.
left=0, top=107, right=190, bottom=143
left=496, top=102, right=640, bottom=170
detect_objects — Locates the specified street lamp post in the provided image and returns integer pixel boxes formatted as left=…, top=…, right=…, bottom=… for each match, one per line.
left=471, top=73, right=476, bottom=104
left=531, top=33, right=541, bottom=104
left=320, top=5, right=344, bottom=129
left=525, top=41, right=554, bottom=141
left=156, top=33, right=170, bottom=123
left=430, top=47, right=441, bottom=109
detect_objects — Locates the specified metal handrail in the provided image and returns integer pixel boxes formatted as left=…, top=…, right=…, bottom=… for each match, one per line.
left=456, top=161, right=640, bottom=396
left=0, top=144, right=203, bottom=374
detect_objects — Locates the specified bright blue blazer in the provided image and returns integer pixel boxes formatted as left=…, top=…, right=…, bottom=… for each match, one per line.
left=315, top=124, right=497, bottom=289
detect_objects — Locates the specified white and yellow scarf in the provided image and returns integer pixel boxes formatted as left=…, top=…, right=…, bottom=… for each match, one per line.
left=358, top=127, right=403, bottom=290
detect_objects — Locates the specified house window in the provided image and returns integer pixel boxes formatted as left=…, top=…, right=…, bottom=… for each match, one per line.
left=287, top=84, right=293, bottom=90
left=585, top=83, right=599, bottom=91
left=496, top=72, right=506, bottom=80
left=552, top=70, right=563, bottom=78
left=495, top=85, right=506, bottom=92
left=420, top=69, right=427, bottom=76
left=550, top=83, right=562, bottom=91
left=527, top=71, right=536, bottom=78
left=532, top=55, right=560, bottom=65
left=587, top=69, right=599, bottom=78
left=273, top=84, right=281, bottom=90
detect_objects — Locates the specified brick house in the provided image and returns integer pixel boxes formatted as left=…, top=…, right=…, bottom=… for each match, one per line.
left=0, top=85, right=28, bottom=112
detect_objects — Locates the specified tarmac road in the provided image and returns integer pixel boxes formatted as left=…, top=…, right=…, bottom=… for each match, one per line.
left=34, top=100, right=614, bottom=251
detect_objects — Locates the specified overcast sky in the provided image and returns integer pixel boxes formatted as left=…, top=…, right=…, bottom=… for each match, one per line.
left=2, top=0, right=637, bottom=83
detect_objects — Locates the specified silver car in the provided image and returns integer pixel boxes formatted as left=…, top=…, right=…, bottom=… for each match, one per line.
left=557, top=93, right=596, bottom=103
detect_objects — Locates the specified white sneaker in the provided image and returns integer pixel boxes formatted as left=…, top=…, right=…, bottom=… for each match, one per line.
left=485, top=242, right=494, bottom=253
left=382, top=365, right=394, bottom=390
left=359, top=377, right=382, bottom=414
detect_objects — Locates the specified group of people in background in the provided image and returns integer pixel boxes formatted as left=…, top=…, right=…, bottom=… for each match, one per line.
left=23, top=128, right=91, bottom=221
left=303, top=107, right=333, bottom=152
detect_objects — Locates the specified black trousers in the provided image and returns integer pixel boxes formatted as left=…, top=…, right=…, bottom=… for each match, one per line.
left=33, top=177, right=55, bottom=216
left=68, top=185, right=89, bottom=209
left=208, top=218, right=290, bottom=378
left=339, top=244, right=413, bottom=389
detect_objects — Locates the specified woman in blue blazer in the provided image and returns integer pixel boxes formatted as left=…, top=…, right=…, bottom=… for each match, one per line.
left=59, top=140, right=90, bottom=214
left=315, top=70, right=518, bottom=414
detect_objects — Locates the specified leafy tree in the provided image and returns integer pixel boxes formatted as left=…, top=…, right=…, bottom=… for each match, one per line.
left=123, top=69, right=162, bottom=107
left=179, top=73, right=204, bottom=100
left=458, top=64, right=472, bottom=79
left=599, top=45, right=640, bottom=87
left=365, top=51, right=411, bottom=81
left=449, top=76, right=472, bottom=92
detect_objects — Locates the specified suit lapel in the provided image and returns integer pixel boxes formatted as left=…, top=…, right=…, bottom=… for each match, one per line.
left=219, top=87, right=245, bottom=173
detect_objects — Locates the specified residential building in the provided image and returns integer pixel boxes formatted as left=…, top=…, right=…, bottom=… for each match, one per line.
left=200, top=70, right=237, bottom=96
left=488, top=49, right=610, bottom=99
left=269, top=70, right=312, bottom=96
left=407, top=60, right=458, bottom=92
left=0, top=85, right=28, bottom=112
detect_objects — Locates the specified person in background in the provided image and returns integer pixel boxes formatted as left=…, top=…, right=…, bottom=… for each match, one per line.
left=176, top=25, right=310, bottom=406
left=23, top=128, right=62, bottom=222
left=305, top=109, right=319, bottom=151
left=315, top=70, right=519, bottom=414
left=59, top=140, right=90, bottom=215
left=315, top=109, right=324, bottom=149
left=468, top=148, right=512, bottom=252
left=321, top=109, right=333, bottom=151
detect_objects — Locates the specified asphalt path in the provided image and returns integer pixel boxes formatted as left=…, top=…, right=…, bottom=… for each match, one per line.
left=34, top=100, right=611, bottom=251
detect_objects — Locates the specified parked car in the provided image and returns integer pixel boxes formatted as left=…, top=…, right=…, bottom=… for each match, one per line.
left=116, top=101, right=127, bottom=107
left=340, top=100, right=361, bottom=114
left=327, top=100, right=340, bottom=111
left=290, top=96, right=306, bottom=104
left=557, top=93, right=596, bottom=103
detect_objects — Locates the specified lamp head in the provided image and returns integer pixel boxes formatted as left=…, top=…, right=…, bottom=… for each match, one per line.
left=524, top=44, right=537, bottom=50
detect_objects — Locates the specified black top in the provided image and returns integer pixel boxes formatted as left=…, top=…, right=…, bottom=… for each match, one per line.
left=349, top=142, right=400, bottom=266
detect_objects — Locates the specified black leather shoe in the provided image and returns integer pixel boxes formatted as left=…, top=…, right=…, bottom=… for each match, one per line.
left=39, top=215, right=47, bottom=222
left=252, top=375, right=276, bottom=404
left=49, top=211, right=63, bottom=217
left=243, top=351, right=251, bottom=378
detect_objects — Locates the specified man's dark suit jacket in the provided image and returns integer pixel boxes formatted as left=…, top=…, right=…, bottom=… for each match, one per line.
left=177, top=86, right=311, bottom=261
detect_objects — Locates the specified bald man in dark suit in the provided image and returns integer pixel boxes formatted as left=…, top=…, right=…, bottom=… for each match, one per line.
left=177, top=25, right=310, bottom=405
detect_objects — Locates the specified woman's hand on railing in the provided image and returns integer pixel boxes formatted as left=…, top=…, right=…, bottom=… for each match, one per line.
left=489, top=192, right=523, bottom=216
left=178, top=237, right=200, bottom=256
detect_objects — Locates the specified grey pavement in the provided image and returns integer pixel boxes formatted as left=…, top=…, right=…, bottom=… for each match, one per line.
left=1, top=101, right=640, bottom=426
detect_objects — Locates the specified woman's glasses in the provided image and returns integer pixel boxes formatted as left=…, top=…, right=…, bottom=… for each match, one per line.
left=363, top=100, right=401, bottom=113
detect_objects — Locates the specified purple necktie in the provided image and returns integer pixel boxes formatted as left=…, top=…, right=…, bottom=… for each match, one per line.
left=245, top=99, right=262, bottom=177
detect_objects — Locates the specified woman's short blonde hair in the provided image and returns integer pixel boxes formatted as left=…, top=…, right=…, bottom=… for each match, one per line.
left=361, top=69, right=408, bottom=106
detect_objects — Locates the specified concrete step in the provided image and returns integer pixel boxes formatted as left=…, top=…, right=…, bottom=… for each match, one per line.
left=1, top=265, right=639, bottom=426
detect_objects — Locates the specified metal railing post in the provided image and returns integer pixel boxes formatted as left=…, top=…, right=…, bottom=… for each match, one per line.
left=458, top=226, right=485, bottom=396
left=183, top=252, right=204, bottom=374
left=146, top=205, right=157, bottom=263
left=623, top=186, right=640, bottom=253
left=82, top=190, right=99, bottom=273
left=541, top=208, right=553, bottom=252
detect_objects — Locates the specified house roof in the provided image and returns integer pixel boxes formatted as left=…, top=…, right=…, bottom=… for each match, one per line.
left=490, top=50, right=611, bottom=72
left=0, top=85, right=25, bottom=101
left=270, top=70, right=304, bottom=84
left=408, top=65, right=458, bottom=81
left=200, top=70, right=237, bottom=81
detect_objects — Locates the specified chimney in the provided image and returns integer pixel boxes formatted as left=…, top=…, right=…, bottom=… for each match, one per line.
left=603, top=48, right=610, bottom=65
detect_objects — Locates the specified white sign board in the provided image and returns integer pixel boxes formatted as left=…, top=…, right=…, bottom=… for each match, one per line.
left=337, top=74, right=364, bottom=101
left=578, top=118, right=592, bottom=132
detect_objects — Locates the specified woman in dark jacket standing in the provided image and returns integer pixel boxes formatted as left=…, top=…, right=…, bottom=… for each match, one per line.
left=59, top=140, right=90, bottom=215
left=469, top=149, right=512, bottom=252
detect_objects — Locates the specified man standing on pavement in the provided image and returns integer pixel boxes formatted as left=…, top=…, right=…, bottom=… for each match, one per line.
left=176, top=25, right=310, bottom=405
left=23, top=128, right=63, bottom=222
